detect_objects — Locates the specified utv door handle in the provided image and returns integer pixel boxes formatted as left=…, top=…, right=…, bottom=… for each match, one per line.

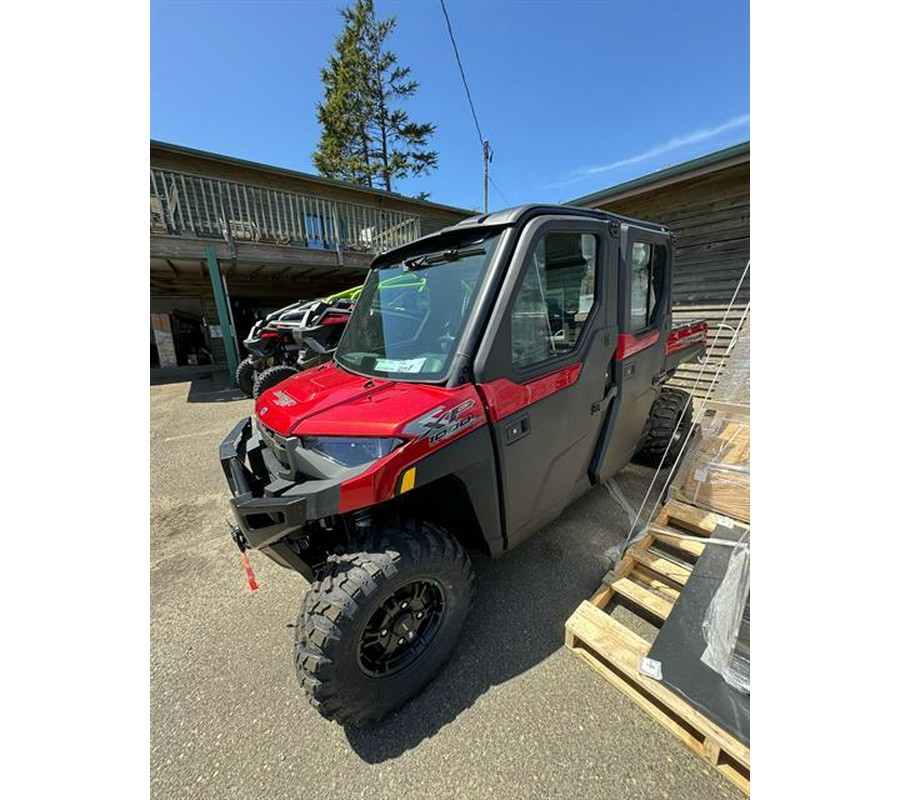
left=623, top=363, right=636, bottom=379
left=505, top=414, right=530, bottom=444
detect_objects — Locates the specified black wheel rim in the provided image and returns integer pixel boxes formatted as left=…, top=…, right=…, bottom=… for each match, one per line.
left=358, top=580, right=445, bottom=677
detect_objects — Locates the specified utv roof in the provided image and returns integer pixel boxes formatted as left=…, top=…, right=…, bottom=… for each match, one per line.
left=372, top=204, right=669, bottom=268
left=450, top=203, right=668, bottom=232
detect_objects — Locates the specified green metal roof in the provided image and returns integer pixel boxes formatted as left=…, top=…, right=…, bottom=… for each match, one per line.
left=566, top=141, right=750, bottom=207
left=150, top=140, right=474, bottom=216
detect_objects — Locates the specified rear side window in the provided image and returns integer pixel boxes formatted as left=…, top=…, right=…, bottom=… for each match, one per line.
left=629, top=242, right=665, bottom=332
left=510, top=232, right=597, bottom=369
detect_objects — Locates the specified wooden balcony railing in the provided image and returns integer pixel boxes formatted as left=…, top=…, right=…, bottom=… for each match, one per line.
left=150, top=168, right=422, bottom=254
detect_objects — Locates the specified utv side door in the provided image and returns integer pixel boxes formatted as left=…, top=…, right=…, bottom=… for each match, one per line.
left=473, top=216, right=618, bottom=550
left=592, top=223, right=673, bottom=481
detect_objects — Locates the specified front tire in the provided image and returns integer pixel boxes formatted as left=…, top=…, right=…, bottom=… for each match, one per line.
left=235, top=357, right=257, bottom=397
left=634, top=387, right=693, bottom=468
left=295, top=521, right=475, bottom=726
left=252, top=364, right=299, bottom=398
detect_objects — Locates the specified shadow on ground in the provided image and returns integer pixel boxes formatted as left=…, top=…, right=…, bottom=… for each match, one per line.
left=150, top=367, right=248, bottom=403
left=340, top=472, right=654, bottom=762
left=185, top=374, right=247, bottom=403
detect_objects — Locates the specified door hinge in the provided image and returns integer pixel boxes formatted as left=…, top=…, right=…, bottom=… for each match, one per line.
left=591, top=388, right=616, bottom=415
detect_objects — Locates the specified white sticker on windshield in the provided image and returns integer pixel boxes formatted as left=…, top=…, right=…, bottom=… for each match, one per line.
left=375, top=358, right=427, bottom=373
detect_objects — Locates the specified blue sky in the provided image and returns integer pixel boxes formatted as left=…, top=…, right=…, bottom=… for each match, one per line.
left=151, top=0, right=749, bottom=211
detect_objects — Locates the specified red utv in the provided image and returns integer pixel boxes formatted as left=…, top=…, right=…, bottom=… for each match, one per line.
left=220, top=205, right=706, bottom=725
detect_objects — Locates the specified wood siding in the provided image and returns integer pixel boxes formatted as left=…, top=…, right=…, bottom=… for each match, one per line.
left=599, top=162, right=749, bottom=307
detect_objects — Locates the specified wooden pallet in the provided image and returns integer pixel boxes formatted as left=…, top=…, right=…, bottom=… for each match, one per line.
left=565, top=500, right=750, bottom=795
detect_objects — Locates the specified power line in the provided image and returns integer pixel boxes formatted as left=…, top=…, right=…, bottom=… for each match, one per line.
left=438, top=0, right=484, bottom=148
left=438, top=0, right=498, bottom=211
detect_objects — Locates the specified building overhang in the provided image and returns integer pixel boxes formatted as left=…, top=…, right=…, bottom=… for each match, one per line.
left=150, top=237, right=370, bottom=296
left=567, top=141, right=750, bottom=208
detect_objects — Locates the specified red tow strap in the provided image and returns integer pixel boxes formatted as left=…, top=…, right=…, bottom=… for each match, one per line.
left=240, top=550, right=259, bottom=593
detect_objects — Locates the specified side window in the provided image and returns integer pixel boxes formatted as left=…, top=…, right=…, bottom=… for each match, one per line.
left=511, top=232, right=597, bottom=369
left=629, top=242, right=665, bottom=332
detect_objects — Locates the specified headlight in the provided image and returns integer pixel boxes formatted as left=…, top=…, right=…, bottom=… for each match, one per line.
left=301, top=436, right=402, bottom=467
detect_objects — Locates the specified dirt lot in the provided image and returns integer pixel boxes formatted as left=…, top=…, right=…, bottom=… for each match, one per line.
left=150, top=375, right=741, bottom=800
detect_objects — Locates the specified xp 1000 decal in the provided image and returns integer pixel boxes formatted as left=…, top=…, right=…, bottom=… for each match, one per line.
left=403, top=399, right=481, bottom=446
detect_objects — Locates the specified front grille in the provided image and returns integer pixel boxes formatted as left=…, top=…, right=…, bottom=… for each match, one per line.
left=257, top=421, right=293, bottom=469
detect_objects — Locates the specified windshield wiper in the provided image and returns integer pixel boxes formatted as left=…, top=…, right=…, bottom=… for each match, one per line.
left=402, top=246, right=485, bottom=271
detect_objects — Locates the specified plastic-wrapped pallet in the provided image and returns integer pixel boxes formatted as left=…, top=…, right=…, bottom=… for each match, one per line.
left=700, top=536, right=750, bottom=694
left=672, top=415, right=750, bottom=522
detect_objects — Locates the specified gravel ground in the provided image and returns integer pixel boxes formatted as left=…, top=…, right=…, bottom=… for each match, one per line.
left=150, top=375, right=742, bottom=800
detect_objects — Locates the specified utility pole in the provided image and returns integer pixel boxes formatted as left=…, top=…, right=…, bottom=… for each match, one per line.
left=483, top=139, right=490, bottom=213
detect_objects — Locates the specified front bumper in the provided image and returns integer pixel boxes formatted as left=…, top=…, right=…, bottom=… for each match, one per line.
left=219, top=417, right=341, bottom=554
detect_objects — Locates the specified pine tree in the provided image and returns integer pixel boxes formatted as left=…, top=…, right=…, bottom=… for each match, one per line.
left=312, top=1, right=376, bottom=186
left=312, top=0, right=437, bottom=192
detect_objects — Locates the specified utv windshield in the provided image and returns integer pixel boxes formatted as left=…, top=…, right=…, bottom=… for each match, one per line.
left=335, top=232, right=501, bottom=382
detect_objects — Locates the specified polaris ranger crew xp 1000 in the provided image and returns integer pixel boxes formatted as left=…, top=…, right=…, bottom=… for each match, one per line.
left=219, top=205, right=707, bottom=725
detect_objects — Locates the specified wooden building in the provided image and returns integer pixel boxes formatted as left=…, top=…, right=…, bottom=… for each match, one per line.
left=568, top=142, right=750, bottom=401
left=150, top=141, right=471, bottom=376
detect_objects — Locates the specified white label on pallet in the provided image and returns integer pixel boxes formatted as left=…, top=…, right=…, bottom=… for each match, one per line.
left=694, top=468, right=709, bottom=483
left=716, top=515, right=735, bottom=529
left=639, top=656, right=663, bottom=681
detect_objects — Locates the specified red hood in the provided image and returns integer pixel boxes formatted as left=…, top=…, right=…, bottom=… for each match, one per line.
left=255, top=362, right=482, bottom=439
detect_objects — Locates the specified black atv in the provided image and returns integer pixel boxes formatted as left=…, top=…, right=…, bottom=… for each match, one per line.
left=248, top=295, right=357, bottom=399
left=234, top=288, right=360, bottom=397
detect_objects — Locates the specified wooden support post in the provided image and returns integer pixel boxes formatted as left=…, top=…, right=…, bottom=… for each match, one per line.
left=205, top=242, right=239, bottom=385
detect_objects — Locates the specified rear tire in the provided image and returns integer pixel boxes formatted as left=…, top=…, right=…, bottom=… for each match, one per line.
left=252, top=365, right=298, bottom=399
left=634, top=388, right=693, bottom=468
left=294, top=521, right=475, bottom=726
left=235, top=357, right=257, bottom=397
